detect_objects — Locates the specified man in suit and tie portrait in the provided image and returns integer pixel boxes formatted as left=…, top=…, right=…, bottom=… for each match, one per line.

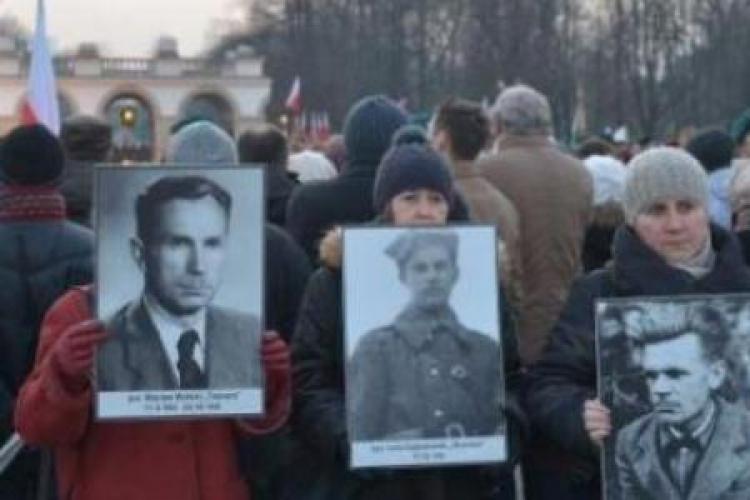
left=615, top=310, right=750, bottom=500
left=97, top=174, right=261, bottom=391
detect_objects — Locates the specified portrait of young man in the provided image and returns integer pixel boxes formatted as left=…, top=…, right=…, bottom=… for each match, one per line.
left=96, top=170, right=264, bottom=401
left=613, top=307, right=750, bottom=500
left=346, top=228, right=502, bottom=445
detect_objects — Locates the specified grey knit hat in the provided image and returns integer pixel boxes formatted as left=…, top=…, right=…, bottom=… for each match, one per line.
left=623, top=146, right=709, bottom=223
left=166, top=120, right=238, bottom=165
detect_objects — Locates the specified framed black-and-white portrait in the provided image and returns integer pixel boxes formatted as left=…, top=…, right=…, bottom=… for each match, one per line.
left=94, top=165, right=265, bottom=420
left=597, top=294, right=750, bottom=500
left=343, top=225, right=506, bottom=469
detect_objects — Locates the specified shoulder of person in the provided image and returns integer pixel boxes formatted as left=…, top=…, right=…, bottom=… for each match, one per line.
left=353, top=325, right=398, bottom=354
left=617, top=411, right=655, bottom=447
left=210, top=305, right=260, bottom=328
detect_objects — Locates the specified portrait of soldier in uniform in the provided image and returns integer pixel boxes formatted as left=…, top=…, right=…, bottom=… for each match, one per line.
left=97, top=174, right=262, bottom=393
left=611, top=304, right=750, bottom=500
left=347, top=229, right=502, bottom=442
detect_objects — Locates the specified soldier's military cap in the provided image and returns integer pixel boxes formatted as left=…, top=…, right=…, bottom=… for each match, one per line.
left=385, top=229, right=459, bottom=268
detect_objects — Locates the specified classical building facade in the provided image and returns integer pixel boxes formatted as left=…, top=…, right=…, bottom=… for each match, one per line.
left=0, top=37, right=270, bottom=161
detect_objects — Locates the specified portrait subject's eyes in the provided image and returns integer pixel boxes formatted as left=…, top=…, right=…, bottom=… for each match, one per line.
left=663, top=368, right=689, bottom=380
left=411, top=262, right=428, bottom=274
left=165, top=236, right=192, bottom=249
left=204, top=236, right=224, bottom=249
left=644, top=370, right=657, bottom=382
left=433, top=261, right=448, bottom=272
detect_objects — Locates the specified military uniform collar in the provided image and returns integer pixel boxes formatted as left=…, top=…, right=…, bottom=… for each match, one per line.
left=393, top=304, right=468, bottom=351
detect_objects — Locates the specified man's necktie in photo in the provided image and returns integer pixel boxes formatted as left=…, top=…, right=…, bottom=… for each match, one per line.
left=177, top=329, right=207, bottom=389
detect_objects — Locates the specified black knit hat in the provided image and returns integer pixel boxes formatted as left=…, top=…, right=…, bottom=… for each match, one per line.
left=686, top=128, right=734, bottom=173
left=343, top=95, right=408, bottom=167
left=373, top=144, right=454, bottom=213
left=0, top=124, right=65, bottom=185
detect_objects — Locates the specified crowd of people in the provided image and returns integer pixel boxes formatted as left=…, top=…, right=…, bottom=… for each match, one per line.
left=2, top=83, right=750, bottom=500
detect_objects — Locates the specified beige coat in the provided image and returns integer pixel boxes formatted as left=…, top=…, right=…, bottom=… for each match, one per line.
left=452, top=159, right=523, bottom=314
left=478, top=135, right=592, bottom=364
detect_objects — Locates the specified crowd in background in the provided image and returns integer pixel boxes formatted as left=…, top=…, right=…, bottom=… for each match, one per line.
left=2, top=83, right=750, bottom=500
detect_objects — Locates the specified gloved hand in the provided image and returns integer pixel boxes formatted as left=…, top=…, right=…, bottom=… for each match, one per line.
left=260, top=330, right=291, bottom=430
left=52, top=319, right=106, bottom=393
left=262, top=330, right=290, bottom=374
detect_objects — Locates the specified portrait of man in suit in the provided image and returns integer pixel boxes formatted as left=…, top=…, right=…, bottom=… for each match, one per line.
left=97, top=174, right=262, bottom=392
left=615, top=308, right=750, bottom=500
left=347, top=229, right=501, bottom=442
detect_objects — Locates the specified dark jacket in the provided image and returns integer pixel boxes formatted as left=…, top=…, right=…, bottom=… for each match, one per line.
left=264, top=223, right=312, bottom=341
left=349, top=305, right=501, bottom=441
left=735, top=229, right=750, bottom=266
left=59, top=160, right=93, bottom=227
left=234, top=223, right=311, bottom=500
left=524, top=224, right=750, bottom=494
left=289, top=230, right=525, bottom=500
left=0, top=217, right=93, bottom=499
left=266, top=170, right=298, bottom=227
left=286, top=163, right=377, bottom=263
left=582, top=202, right=625, bottom=272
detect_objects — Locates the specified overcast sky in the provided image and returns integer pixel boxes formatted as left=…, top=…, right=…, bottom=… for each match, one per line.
left=1, top=0, right=244, bottom=57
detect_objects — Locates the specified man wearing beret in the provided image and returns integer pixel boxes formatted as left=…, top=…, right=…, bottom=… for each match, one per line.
left=347, top=229, right=501, bottom=441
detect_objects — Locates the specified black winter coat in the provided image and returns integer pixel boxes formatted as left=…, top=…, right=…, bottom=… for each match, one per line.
left=235, top=223, right=311, bottom=500
left=289, top=235, right=525, bottom=500
left=285, top=164, right=472, bottom=265
left=264, top=223, right=312, bottom=340
left=525, top=224, right=750, bottom=492
left=0, top=219, right=93, bottom=500
left=266, top=170, right=298, bottom=227
left=59, top=160, right=93, bottom=228
left=286, top=164, right=378, bottom=263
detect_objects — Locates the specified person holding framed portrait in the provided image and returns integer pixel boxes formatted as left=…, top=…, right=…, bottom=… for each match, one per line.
left=524, top=147, right=750, bottom=500
left=290, top=131, right=524, bottom=500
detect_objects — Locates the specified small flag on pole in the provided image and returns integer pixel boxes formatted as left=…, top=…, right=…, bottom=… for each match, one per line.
left=284, top=76, right=301, bottom=114
left=20, top=0, right=60, bottom=135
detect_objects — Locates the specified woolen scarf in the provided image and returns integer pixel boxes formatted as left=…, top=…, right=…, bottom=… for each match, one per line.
left=0, top=185, right=66, bottom=221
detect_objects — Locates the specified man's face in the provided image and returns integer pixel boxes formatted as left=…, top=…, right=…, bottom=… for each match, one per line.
left=401, top=243, right=457, bottom=309
left=134, top=195, right=228, bottom=316
left=643, top=333, right=724, bottom=427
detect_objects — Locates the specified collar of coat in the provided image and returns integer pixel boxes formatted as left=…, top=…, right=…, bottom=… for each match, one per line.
left=609, top=223, right=750, bottom=295
left=494, top=134, right=556, bottom=152
left=392, top=303, right=471, bottom=352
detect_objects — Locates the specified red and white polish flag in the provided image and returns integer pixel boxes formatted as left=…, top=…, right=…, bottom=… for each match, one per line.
left=284, top=76, right=301, bottom=114
left=20, top=0, right=60, bottom=135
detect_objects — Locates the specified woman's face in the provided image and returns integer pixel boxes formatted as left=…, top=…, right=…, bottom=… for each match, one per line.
left=389, top=189, right=449, bottom=225
left=633, top=198, right=709, bottom=264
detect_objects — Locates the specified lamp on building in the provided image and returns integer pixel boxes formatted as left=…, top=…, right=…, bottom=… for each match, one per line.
left=119, top=106, right=137, bottom=128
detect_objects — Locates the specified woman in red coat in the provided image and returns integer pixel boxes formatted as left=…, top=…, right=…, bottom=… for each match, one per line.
left=14, top=286, right=290, bottom=500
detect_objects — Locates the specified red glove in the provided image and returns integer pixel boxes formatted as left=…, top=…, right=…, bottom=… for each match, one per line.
left=262, top=330, right=290, bottom=373
left=52, top=319, right=106, bottom=392
left=260, top=330, right=291, bottom=431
